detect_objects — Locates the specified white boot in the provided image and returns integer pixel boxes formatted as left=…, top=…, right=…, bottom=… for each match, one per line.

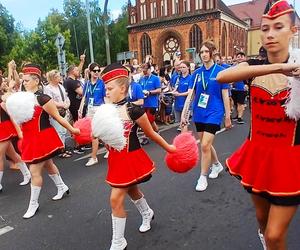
left=110, top=215, right=127, bottom=250
left=258, top=229, right=267, bottom=250
left=17, top=162, right=31, bottom=186
left=0, top=171, right=3, bottom=192
left=23, top=185, right=41, bottom=219
left=49, top=174, right=69, bottom=201
left=132, top=196, right=154, bottom=233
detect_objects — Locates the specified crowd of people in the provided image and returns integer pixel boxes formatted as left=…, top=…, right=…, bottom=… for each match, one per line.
left=1, top=0, right=300, bottom=249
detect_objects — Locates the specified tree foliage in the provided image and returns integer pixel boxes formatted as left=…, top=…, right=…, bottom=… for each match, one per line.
left=0, top=0, right=129, bottom=73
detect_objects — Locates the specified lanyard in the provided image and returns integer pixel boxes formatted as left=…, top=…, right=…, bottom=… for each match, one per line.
left=88, top=80, right=99, bottom=96
left=201, top=64, right=217, bottom=91
left=142, top=75, right=152, bottom=90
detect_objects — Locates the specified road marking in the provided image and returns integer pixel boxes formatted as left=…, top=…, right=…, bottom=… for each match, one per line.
left=74, top=123, right=228, bottom=162
left=0, top=226, right=14, bottom=236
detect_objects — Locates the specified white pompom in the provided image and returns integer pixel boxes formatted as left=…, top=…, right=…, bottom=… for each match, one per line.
left=92, top=104, right=126, bottom=151
left=284, top=49, right=300, bottom=120
left=6, top=92, right=36, bottom=124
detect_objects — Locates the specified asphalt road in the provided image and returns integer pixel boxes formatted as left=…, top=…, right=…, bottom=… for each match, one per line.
left=1, top=116, right=300, bottom=250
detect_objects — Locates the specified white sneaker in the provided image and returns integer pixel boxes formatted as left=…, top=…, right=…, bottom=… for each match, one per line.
left=195, top=175, right=208, bottom=192
left=258, top=229, right=267, bottom=250
left=0, top=184, right=2, bottom=192
left=85, top=157, right=98, bottom=167
left=208, top=163, right=224, bottom=179
left=104, top=151, right=109, bottom=159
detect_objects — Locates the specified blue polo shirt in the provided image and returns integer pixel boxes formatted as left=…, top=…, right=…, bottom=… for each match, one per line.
left=189, top=64, right=229, bottom=125
left=128, top=81, right=144, bottom=102
left=140, top=74, right=161, bottom=108
left=170, top=71, right=180, bottom=88
left=83, top=79, right=106, bottom=106
left=174, top=74, right=191, bottom=112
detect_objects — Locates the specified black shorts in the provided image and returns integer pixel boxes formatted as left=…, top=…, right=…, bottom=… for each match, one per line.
left=231, top=89, right=247, bottom=105
left=194, top=122, right=221, bottom=135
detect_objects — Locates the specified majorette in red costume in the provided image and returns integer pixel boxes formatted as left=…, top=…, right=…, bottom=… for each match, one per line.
left=226, top=0, right=300, bottom=204
left=92, top=64, right=155, bottom=187
left=0, top=103, right=17, bottom=142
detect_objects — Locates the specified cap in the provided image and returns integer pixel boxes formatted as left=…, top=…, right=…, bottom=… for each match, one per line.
left=101, top=63, right=129, bottom=84
left=263, top=0, right=294, bottom=19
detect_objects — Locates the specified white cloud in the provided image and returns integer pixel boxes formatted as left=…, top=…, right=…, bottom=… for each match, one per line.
left=111, top=9, right=122, bottom=20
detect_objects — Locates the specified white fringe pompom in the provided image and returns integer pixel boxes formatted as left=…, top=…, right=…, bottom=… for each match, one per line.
left=92, top=104, right=126, bottom=151
left=6, top=92, right=36, bottom=124
left=284, top=49, right=300, bottom=120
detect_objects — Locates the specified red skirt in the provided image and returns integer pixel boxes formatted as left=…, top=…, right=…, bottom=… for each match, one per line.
left=227, top=139, right=300, bottom=196
left=106, top=148, right=155, bottom=187
left=0, top=120, right=17, bottom=142
left=21, top=127, right=64, bottom=164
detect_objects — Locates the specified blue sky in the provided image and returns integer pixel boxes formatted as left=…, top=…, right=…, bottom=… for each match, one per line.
left=1, top=0, right=299, bottom=30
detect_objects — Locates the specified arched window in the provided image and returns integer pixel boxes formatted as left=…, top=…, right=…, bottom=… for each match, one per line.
left=141, top=33, right=152, bottom=62
left=189, top=24, right=203, bottom=53
left=221, top=24, right=227, bottom=56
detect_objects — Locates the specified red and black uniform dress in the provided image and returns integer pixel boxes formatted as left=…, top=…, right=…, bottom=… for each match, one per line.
left=226, top=59, right=300, bottom=206
left=20, top=91, right=64, bottom=164
left=106, top=99, right=155, bottom=187
left=0, top=101, right=17, bottom=142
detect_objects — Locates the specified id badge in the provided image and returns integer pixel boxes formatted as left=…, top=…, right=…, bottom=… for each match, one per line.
left=197, top=93, right=209, bottom=108
left=88, top=98, right=94, bottom=107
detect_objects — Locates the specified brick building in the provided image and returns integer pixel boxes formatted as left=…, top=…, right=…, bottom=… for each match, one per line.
left=127, top=0, right=248, bottom=66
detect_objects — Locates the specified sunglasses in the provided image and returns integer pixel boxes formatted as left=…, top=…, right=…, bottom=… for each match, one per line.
left=92, top=69, right=100, bottom=73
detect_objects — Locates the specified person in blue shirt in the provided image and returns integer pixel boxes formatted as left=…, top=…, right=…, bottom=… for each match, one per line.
left=127, top=66, right=144, bottom=106
left=173, top=61, right=191, bottom=131
left=181, top=41, right=231, bottom=192
left=231, top=52, right=248, bottom=124
left=170, top=60, right=182, bottom=88
left=82, top=63, right=106, bottom=167
left=139, top=63, right=161, bottom=133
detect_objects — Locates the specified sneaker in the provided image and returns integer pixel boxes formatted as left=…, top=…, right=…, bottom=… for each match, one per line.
left=140, top=138, right=150, bottom=145
left=258, top=229, right=267, bottom=250
left=195, top=175, right=208, bottom=192
left=103, top=151, right=109, bottom=159
left=237, top=118, right=245, bottom=124
left=73, top=148, right=85, bottom=154
left=231, top=116, right=238, bottom=121
left=177, top=127, right=181, bottom=132
left=208, top=163, right=224, bottom=179
left=85, top=157, right=98, bottom=167
left=82, top=145, right=92, bottom=150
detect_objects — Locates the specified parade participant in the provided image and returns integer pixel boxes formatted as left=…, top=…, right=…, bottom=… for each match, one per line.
left=16, top=64, right=80, bottom=219
left=217, top=1, right=300, bottom=249
left=173, top=61, right=191, bottom=131
left=139, top=62, right=161, bottom=144
left=0, top=97, right=31, bottom=191
left=231, top=52, right=248, bottom=124
left=82, top=63, right=106, bottom=167
left=99, top=63, right=176, bottom=250
left=127, top=66, right=144, bottom=106
left=181, top=41, right=231, bottom=192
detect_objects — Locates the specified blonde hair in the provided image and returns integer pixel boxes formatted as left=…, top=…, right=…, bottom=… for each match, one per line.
left=46, top=70, right=60, bottom=83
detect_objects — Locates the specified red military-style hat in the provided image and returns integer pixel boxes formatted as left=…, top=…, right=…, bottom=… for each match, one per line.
left=22, top=64, right=42, bottom=77
left=263, top=0, right=294, bottom=19
left=101, top=63, right=129, bottom=84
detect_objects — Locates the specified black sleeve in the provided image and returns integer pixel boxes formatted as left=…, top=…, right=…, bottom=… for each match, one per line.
left=127, top=103, right=145, bottom=121
left=247, top=58, right=265, bottom=66
left=37, top=93, right=51, bottom=106
left=70, top=79, right=81, bottom=92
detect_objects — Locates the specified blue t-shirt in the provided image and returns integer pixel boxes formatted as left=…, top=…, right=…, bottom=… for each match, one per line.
left=140, top=74, right=161, bottom=108
left=189, top=64, right=229, bottom=125
left=170, top=71, right=180, bottom=88
left=83, top=79, right=106, bottom=106
left=128, top=81, right=144, bottom=102
left=174, top=74, right=191, bottom=112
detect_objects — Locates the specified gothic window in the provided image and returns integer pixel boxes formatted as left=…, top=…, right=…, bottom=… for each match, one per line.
left=206, top=0, right=214, bottom=9
left=161, top=0, right=168, bottom=16
left=195, top=0, right=203, bottom=10
left=221, top=24, right=227, bottom=56
left=172, top=0, right=179, bottom=15
left=130, top=11, right=136, bottom=24
left=163, top=36, right=181, bottom=63
left=151, top=1, right=158, bottom=18
left=140, top=2, right=147, bottom=21
left=141, top=33, right=152, bottom=62
left=189, top=24, right=203, bottom=53
left=183, top=0, right=190, bottom=12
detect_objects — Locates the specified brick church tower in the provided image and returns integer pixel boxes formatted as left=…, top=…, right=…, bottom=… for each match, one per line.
left=127, top=0, right=248, bottom=66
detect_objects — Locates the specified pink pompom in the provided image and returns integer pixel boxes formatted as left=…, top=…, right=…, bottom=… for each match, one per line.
left=165, top=132, right=199, bottom=173
left=73, top=117, right=92, bottom=145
